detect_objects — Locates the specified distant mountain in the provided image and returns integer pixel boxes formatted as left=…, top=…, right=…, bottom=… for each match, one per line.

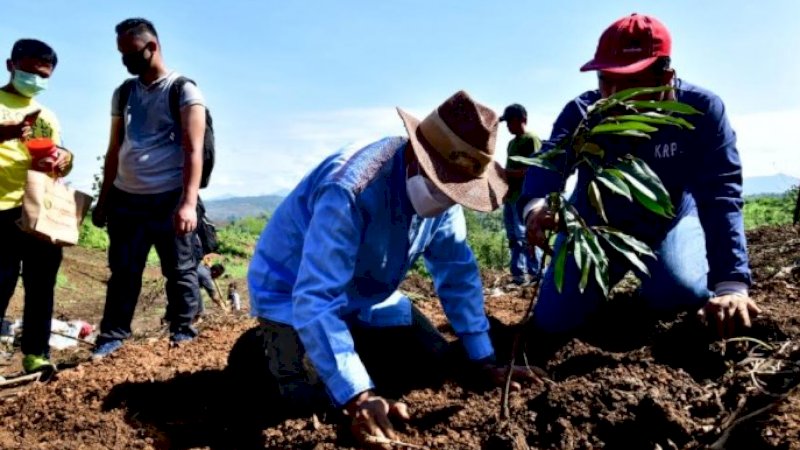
left=203, top=195, right=285, bottom=223
left=743, top=174, right=799, bottom=197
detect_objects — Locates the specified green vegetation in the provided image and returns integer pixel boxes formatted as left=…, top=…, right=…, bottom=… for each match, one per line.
left=79, top=219, right=109, bottom=251
left=464, top=210, right=508, bottom=270
left=76, top=185, right=798, bottom=280
left=216, top=214, right=270, bottom=257
left=743, top=186, right=798, bottom=229
left=56, top=272, right=71, bottom=290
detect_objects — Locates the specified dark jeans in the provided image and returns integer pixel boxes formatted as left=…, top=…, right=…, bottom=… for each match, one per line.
left=258, top=305, right=450, bottom=413
left=98, top=187, right=199, bottom=342
left=0, top=207, right=62, bottom=356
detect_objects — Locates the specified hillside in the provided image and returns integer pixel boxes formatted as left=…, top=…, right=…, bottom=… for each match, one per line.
left=199, top=176, right=799, bottom=225
left=202, top=195, right=285, bottom=223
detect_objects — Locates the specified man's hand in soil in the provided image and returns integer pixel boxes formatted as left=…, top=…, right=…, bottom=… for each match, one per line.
left=698, top=294, right=761, bottom=339
left=481, top=363, right=543, bottom=391
left=345, top=390, right=410, bottom=449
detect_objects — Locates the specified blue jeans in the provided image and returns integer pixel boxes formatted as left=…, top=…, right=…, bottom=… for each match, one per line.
left=503, top=202, right=541, bottom=281
left=533, top=213, right=712, bottom=333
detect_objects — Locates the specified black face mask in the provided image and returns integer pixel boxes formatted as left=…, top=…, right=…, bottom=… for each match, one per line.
left=122, top=47, right=151, bottom=75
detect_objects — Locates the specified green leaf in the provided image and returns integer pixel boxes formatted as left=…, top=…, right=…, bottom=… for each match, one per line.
left=590, top=121, right=659, bottom=135
left=608, top=168, right=657, bottom=202
left=540, top=147, right=566, bottom=161
left=572, top=230, right=585, bottom=274
left=606, top=85, right=674, bottom=103
left=595, top=226, right=655, bottom=257
left=588, top=181, right=608, bottom=223
left=616, top=158, right=675, bottom=217
left=583, top=230, right=609, bottom=298
left=596, top=170, right=632, bottom=201
left=587, top=98, right=617, bottom=115
left=612, top=165, right=671, bottom=218
left=510, top=155, right=558, bottom=171
left=578, top=143, right=604, bottom=157
left=573, top=231, right=592, bottom=293
left=553, top=237, right=570, bottom=293
left=629, top=100, right=702, bottom=115
left=610, top=163, right=673, bottom=218
left=632, top=187, right=670, bottom=217
left=597, top=231, right=651, bottom=276
left=611, top=113, right=695, bottom=130
left=562, top=200, right=586, bottom=232
left=610, top=129, right=652, bottom=139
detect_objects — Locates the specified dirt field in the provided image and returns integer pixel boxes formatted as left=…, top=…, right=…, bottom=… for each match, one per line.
left=0, top=225, right=798, bottom=449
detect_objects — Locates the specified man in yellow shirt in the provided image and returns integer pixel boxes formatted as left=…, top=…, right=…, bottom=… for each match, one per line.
left=0, top=39, right=73, bottom=377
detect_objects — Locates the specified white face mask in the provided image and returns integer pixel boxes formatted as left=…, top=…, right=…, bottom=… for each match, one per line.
left=406, top=171, right=455, bottom=218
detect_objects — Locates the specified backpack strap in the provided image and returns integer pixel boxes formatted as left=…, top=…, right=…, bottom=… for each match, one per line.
left=168, top=75, right=196, bottom=125
left=115, top=78, right=137, bottom=144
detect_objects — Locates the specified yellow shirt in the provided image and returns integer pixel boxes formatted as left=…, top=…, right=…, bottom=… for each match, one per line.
left=0, top=89, right=62, bottom=211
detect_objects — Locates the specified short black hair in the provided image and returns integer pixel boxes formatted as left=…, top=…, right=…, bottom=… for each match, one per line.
left=10, top=39, right=58, bottom=67
left=650, top=56, right=672, bottom=74
left=115, top=18, right=159, bottom=39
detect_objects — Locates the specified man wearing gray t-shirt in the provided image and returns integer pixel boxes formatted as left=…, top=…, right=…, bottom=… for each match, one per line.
left=92, top=18, right=207, bottom=358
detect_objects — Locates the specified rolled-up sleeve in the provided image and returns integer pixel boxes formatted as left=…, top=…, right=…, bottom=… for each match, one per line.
left=291, top=183, right=374, bottom=407
left=423, top=206, right=494, bottom=360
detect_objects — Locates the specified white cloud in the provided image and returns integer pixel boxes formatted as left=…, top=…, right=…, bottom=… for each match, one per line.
left=201, top=107, right=411, bottom=199
left=69, top=104, right=799, bottom=201
left=730, top=109, right=800, bottom=179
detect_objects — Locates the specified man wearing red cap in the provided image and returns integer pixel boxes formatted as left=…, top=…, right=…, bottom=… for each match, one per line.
left=520, top=13, right=758, bottom=337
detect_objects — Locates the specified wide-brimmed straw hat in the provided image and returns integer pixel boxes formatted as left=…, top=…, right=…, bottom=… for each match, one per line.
left=397, top=90, right=507, bottom=212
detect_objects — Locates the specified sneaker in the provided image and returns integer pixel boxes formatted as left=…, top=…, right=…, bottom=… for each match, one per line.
left=92, top=339, right=123, bottom=360
left=22, top=354, right=57, bottom=378
left=170, top=331, right=196, bottom=347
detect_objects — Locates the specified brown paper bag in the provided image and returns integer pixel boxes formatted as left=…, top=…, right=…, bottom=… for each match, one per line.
left=17, top=170, right=93, bottom=246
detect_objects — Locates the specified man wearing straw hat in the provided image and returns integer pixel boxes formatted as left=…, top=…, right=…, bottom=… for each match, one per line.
left=245, top=90, right=538, bottom=447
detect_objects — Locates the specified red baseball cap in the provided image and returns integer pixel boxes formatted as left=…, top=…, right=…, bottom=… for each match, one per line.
left=580, top=13, right=671, bottom=74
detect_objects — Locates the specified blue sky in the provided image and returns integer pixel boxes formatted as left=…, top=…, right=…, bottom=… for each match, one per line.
left=2, top=0, right=798, bottom=199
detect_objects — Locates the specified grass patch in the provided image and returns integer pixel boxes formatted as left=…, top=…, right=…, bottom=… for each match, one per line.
left=56, top=272, right=71, bottom=290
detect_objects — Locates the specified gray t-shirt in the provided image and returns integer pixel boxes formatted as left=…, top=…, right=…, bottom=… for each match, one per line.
left=111, top=71, right=205, bottom=194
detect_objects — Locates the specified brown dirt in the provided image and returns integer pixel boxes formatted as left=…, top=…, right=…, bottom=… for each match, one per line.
left=0, top=226, right=798, bottom=449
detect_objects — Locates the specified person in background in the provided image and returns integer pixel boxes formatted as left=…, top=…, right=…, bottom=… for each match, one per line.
left=91, top=17, right=207, bottom=358
left=0, top=39, right=73, bottom=376
left=499, top=103, right=542, bottom=286
left=196, top=249, right=227, bottom=317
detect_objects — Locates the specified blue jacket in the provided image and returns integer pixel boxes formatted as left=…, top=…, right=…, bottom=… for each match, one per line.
left=519, top=79, right=751, bottom=288
left=248, top=136, right=494, bottom=407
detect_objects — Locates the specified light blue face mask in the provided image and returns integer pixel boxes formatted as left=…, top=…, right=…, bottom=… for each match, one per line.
left=12, top=70, right=48, bottom=98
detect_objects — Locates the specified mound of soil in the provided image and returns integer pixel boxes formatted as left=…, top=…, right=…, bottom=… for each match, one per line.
left=0, top=225, right=798, bottom=449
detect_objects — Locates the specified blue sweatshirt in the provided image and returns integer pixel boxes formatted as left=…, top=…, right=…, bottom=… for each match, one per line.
left=248, top=136, right=494, bottom=407
left=519, top=79, right=751, bottom=289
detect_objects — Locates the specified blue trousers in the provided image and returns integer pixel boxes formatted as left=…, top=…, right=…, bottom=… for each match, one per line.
left=533, top=213, right=712, bottom=333
left=503, top=202, right=541, bottom=281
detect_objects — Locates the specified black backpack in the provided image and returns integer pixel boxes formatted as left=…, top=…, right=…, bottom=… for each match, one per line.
left=117, top=75, right=215, bottom=188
